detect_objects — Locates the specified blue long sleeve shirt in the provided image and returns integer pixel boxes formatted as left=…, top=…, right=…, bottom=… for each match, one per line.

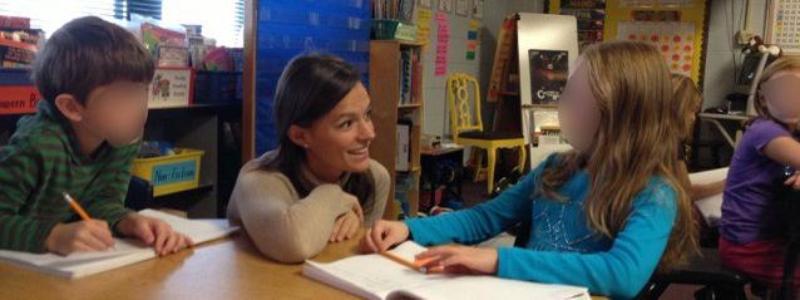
left=405, top=155, right=677, bottom=299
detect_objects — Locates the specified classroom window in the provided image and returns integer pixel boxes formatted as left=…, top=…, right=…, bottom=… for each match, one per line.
left=0, top=0, right=244, bottom=47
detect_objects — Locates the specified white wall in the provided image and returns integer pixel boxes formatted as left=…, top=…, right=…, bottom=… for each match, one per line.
left=702, top=0, right=767, bottom=109
left=420, top=9, right=482, bottom=137
left=420, top=0, right=545, bottom=138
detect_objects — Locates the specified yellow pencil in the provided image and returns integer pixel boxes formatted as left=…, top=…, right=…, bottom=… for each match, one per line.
left=62, top=192, right=91, bottom=221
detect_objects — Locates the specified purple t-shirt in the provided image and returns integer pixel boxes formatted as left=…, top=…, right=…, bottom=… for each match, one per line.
left=721, top=118, right=793, bottom=244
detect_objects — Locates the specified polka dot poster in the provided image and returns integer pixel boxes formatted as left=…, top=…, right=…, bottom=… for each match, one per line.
left=618, top=21, right=696, bottom=76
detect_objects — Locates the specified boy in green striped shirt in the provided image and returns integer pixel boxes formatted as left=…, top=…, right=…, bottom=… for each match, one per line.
left=0, top=16, right=192, bottom=255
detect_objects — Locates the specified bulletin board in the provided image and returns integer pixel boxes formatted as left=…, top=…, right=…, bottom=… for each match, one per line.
left=548, top=0, right=710, bottom=84
left=766, top=0, right=800, bottom=55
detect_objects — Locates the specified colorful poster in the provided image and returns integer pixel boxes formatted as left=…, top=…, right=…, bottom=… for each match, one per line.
left=618, top=21, right=695, bottom=76
left=438, top=0, right=453, bottom=12
left=768, top=0, right=800, bottom=54
left=528, top=50, right=569, bottom=105
left=435, top=12, right=450, bottom=76
left=466, top=19, right=480, bottom=60
left=472, top=0, right=484, bottom=19
left=415, top=8, right=433, bottom=46
left=455, top=0, right=469, bottom=16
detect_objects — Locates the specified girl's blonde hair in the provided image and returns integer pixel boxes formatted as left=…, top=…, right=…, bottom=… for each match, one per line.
left=754, top=56, right=800, bottom=122
left=671, top=74, right=703, bottom=141
left=539, top=41, right=697, bottom=272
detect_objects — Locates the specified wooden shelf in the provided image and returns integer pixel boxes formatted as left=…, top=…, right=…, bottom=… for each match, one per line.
left=1, top=103, right=241, bottom=117
left=398, top=40, right=424, bottom=47
left=368, top=40, right=424, bottom=220
left=155, top=184, right=214, bottom=199
left=522, top=103, right=558, bottom=110
left=398, top=103, right=422, bottom=109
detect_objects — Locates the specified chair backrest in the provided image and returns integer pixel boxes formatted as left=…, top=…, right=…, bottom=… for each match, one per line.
left=446, top=73, right=483, bottom=143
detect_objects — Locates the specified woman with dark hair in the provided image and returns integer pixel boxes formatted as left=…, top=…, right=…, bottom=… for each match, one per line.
left=227, top=54, right=389, bottom=263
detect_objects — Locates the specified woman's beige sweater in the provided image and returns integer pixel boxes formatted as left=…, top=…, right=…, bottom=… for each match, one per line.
left=227, top=151, right=390, bottom=263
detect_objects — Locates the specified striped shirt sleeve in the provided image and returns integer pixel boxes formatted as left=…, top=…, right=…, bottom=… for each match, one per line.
left=0, top=140, right=61, bottom=253
left=84, top=143, right=139, bottom=236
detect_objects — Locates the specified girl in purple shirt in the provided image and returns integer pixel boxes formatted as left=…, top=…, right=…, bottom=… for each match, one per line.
left=720, top=56, right=800, bottom=288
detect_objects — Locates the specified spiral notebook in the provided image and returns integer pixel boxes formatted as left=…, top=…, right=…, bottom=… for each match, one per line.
left=0, top=209, right=238, bottom=279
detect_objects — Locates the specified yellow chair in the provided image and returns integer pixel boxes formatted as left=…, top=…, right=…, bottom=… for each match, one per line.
left=446, top=73, right=526, bottom=194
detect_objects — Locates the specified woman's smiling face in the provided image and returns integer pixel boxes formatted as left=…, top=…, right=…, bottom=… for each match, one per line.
left=291, top=82, right=375, bottom=180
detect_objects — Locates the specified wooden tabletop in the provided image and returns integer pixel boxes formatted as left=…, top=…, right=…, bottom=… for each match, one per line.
left=0, top=231, right=608, bottom=300
left=0, top=233, right=357, bottom=300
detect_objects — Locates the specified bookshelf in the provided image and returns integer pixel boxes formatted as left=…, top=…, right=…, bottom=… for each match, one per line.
left=368, top=40, right=423, bottom=220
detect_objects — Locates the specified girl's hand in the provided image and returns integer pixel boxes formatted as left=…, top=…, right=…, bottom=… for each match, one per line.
left=785, top=171, right=800, bottom=190
left=330, top=210, right=361, bottom=243
left=415, top=245, right=499, bottom=275
left=360, top=220, right=409, bottom=253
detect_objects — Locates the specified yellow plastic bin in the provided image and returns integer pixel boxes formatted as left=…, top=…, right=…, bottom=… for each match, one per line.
left=132, top=148, right=204, bottom=197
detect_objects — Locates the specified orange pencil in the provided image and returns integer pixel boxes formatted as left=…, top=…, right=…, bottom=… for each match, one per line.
left=380, top=251, right=444, bottom=274
left=62, top=192, right=91, bottom=221
left=380, top=251, right=426, bottom=273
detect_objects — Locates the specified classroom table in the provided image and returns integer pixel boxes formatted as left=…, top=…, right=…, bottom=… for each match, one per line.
left=0, top=231, right=608, bottom=299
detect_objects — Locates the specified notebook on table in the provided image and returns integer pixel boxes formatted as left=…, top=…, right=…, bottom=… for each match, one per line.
left=0, top=209, right=239, bottom=279
left=303, top=241, right=590, bottom=300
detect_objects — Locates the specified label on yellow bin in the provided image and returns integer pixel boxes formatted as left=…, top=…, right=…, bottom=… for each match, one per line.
left=152, top=161, right=197, bottom=186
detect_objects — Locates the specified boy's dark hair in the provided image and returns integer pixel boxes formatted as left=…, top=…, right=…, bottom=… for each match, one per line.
left=32, top=16, right=155, bottom=105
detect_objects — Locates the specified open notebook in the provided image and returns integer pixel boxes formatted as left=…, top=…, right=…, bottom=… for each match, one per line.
left=303, top=241, right=590, bottom=300
left=689, top=168, right=728, bottom=226
left=0, top=209, right=239, bottom=279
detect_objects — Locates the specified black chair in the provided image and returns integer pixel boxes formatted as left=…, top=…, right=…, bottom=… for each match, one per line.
left=776, top=185, right=800, bottom=299
left=512, top=211, right=751, bottom=299
left=639, top=248, right=750, bottom=300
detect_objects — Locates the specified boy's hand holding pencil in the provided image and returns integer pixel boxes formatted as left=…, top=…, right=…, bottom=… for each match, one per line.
left=44, top=193, right=115, bottom=256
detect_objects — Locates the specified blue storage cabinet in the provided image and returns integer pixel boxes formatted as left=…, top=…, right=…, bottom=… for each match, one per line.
left=255, top=0, right=371, bottom=155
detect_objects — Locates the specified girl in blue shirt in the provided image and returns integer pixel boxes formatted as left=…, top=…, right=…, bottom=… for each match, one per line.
left=361, top=41, right=698, bottom=299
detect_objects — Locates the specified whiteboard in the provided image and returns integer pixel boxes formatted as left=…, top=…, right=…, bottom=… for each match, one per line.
left=516, top=13, right=579, bottom=168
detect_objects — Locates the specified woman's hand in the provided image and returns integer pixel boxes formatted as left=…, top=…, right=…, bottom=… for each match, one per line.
left=415, top=245, right=499, bottom=275
left=360, top=220, right=410, bottom=253
left=330, top=210, right=361, bottom=243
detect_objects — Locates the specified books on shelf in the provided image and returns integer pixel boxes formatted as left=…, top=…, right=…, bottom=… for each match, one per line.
left=399, top=47, right=421, bottom=105
left=396, top=118, right=412, bottom=172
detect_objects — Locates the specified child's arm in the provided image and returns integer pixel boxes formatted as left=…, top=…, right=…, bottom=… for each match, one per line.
left=691, top=181, right=725, bottom=200
left=764, top=136, right=800, bottom=170
left=82, top=144, right=138, bottom=234
left=492, top=182, right=677, bottom=299
left=404, top=160, right=547, bottom=246
left=230, top=171, right=356, bottom=263
left=0, top=142, right=61, bottom=252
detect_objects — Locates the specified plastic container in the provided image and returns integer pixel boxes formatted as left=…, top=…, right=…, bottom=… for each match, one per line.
left=372, top=19, right=417, bottom=41
left=132, top=148, right=204, bottom=196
